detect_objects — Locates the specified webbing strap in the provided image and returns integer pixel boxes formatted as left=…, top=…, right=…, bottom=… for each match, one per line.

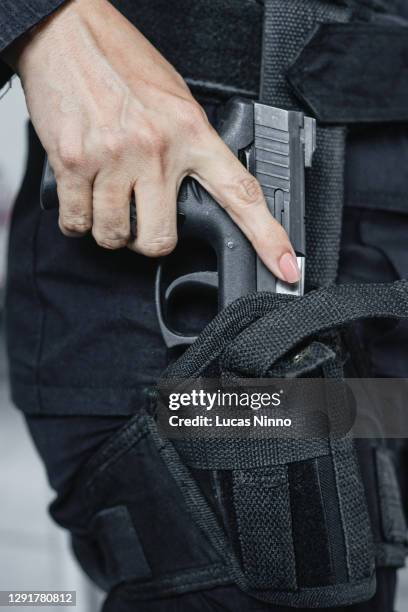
left=261, top=0, right=350, bottom=287
left=222, top=280, right=408, bottom=377
left=175, top=437, right=329, bottom=470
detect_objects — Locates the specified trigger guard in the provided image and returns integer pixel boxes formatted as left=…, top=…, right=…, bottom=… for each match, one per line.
left=155, top=267, right=219, bottom=349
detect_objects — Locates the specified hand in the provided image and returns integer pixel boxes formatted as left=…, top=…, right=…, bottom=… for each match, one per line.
left=10, top=0, right=300, bottom=283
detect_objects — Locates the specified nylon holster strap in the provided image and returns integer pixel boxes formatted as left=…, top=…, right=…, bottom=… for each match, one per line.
left=261, top=0, right=351, bottom=288
left=221, top=280, right=408, bottom=377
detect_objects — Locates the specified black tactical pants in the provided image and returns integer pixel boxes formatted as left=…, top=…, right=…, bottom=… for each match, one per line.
left=9, top=110, right=408, bottom=611
left=25, top=205, right=407, bottom=612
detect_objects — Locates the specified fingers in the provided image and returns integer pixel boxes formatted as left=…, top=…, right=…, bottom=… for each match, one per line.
left=128, top=175, right=178, bottom=257
left=91, top=168, right=133, bottom=249
left=56, top=167, right=179, bottom=258
left=190, top=130, right=300, bottom=284
left=57, top=173, right=93, bottom=237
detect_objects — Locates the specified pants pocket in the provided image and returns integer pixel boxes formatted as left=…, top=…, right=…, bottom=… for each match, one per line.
left=70, top=412, right=230, bottom=596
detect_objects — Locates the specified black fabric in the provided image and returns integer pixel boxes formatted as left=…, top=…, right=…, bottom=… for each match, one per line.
left=0, top=0, right=65, bottom=53
left=0, top=0, right=264, bottom=97
left=346, top=126, right=408, bottom=215
left=159, top=278, right=408, bottom=606
left=375, top=449, right=407, bottom=550
left=338, top=208, right=408, bottom=376
left=395, top=0, right=408, bottom=19
left=288, top=460, right=334, bottom=588
left=232, top=467, right=297, bottom=591
left=2, top=0, right=406, bottom=96
left=0, top=62, right=13, bottom=91
left=58, top=413, right=230, bottom=595
left=175, top=281, right=408, bottom=380
left=90, top=505, right=152, bottom=583
left=102, top=569, right=397, bottom=612
left=339, top=205, right=408, bottom=569
left=23, top=219, right=406, bottom=612
left=5, top=0, right=408, bottom=413
left=0, top=0, right=380, bottom=94
left=6, top=124, right=167, bottom=415
left=20, top=197, right=408, bottom=612
left=25, top=414, right=130, bottom=492
left=82, top=282, right=384, bottom=608
left=317, top=455, right=349, bottom=583
left=114, top=0, right=263, bottom=99
left=21, top=161, right=408, bottom=612
left=287, top=23, right=408, bottom=124
left=7, top=114, right=225, bottom=416
left=327, top=0, right=406, bottom=18
left=3, top=0, right=408, bottom=612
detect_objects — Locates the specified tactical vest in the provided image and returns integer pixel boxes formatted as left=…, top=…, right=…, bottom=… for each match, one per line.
left=66, top=0, right=408, bottom=607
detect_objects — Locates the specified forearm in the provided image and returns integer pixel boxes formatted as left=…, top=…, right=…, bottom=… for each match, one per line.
left=0, top=0, right=67, bottom=87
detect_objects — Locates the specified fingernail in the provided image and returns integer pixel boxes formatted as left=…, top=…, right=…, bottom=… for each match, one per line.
left=279, top=252, right=300, bottom=284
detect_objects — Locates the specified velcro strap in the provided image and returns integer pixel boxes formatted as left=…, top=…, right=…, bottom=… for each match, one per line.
left=116, top=0, right=263, bottom=99
left=233, top=467, right=297, bottom=590
left=287, top=23, right=408, bottom=124
left=90, top=505, right=152, bottom=583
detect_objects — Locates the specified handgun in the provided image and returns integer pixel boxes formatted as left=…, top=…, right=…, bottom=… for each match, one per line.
left=41, top=97, right=316, bottom=349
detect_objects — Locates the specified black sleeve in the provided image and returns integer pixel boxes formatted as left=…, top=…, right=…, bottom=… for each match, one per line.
left=0, top=0, right=67, bottom=88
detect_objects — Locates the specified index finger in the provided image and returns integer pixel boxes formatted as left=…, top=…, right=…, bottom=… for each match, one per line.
left=189, top=129, right=300, bottom=284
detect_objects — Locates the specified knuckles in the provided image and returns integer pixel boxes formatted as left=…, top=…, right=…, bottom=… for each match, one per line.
left=92, top=214, right=130, bottom=249
left=54, top=95, right=207, bottom=257
left=136, top=235, right=178, bottom=258
left=175, top=99, right=209, bottom=135
left=59, top=211, right=92, bottom=235
left=92, top=231, right=130, bottom=250
left=59, top=219, right=92, bottom=235
left=96, top=130, right=127, bottom=161
left=237, top=177, right=264, bottom=205
left=57, top=144, right=87, bottom=172
left=219, top=176, right=265, bottom=214
left=129, top=99, right=208, bottom=155
left=135, top=125, right=169, bottom=158
left=93, top=236, right=129, bottom=250
left=56, top=97, right=208, bottom=173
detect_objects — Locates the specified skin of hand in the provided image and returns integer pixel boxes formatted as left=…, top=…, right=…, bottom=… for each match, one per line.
left=7, top=0, right=300, bottom=284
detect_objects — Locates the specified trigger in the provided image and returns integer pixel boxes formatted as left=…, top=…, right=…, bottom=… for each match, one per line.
left=165, top=271, right=219, bottom=303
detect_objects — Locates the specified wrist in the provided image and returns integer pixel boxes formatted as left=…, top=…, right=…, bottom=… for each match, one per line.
left=3, top=2, right=72, bottom=75
left=16, top=0, right=122, bottom=82
left=6, top=0, right=103, bottom=77
left=2, top=30, right=35, bottom=72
